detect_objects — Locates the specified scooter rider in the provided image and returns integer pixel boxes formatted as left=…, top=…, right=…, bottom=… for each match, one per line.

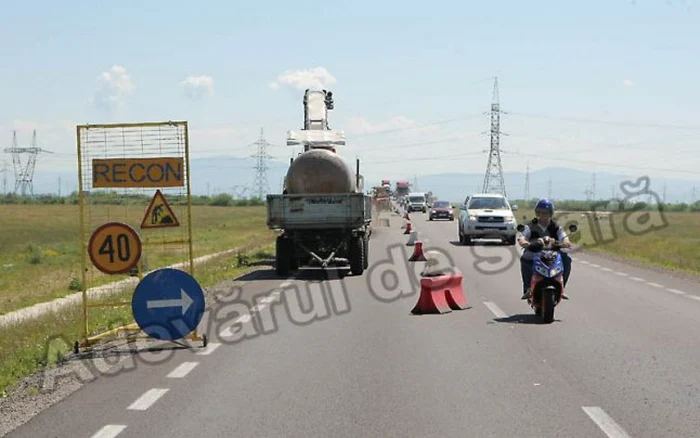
left=517, top=198, right=572, bottom=300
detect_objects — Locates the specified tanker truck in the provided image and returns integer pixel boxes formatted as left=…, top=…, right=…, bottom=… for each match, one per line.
left=266, top=89, right=372, bottom=276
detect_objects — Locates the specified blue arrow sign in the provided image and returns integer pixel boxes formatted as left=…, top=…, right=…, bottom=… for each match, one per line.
left=131, top=268, right=206, bottom=341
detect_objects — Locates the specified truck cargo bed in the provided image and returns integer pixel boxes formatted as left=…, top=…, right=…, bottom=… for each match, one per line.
left=267, top=193, right=372, bottom=230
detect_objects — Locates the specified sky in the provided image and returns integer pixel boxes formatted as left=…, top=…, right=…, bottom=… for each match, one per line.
left=1, top=0, right=699, bottom=195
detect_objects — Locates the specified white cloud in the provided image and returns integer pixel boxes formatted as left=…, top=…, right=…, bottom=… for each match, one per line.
left=181, top=75, right=215, bottom=100
left=622, top=79, right=636, bottom=88
left=91, top=65, right=134, bottom=112
left=269, top=67, right=337, bottom=91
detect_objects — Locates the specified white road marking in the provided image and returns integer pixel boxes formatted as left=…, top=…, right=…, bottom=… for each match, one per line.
left=615, top=272, right=628, bottom=277
left=127, top=388, right=168, bottom=411
left=167, top=361, right=199, bottom=378
left=667, top=288, right=686, bottom=295
left=236, top=314, right=252, bottom=323
left=582, top=406, right=631, bottom=438
left=92, top=425, right=127, bottom=438
left=589, top=263, right=600, bottom=268
left=601, top=267, right=613, bottom=272
left=196, top=342, right=221, bottom=356
left=484, top=301, right=508, bottom=319
left=280, top=281, right=292, bottom=288
left=646, top=282, right=664, bottom=288
left=630, top=277, right=645, bottom=282
left=580, top=260, right=590, bottom=264
left=686, top=295, right=700, bottom=302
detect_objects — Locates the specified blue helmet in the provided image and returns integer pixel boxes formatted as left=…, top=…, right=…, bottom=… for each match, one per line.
left=535, top=198, right=554, bottom=215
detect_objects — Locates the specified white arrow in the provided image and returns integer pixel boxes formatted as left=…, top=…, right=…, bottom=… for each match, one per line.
left=147, top=289, right=194, bottom=315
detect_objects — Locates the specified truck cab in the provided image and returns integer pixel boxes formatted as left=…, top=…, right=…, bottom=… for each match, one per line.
left=407, top=192, right=428, bottom=213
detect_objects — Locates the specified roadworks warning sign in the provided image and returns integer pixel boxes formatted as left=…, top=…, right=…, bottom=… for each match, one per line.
left=141, top=189, right=180, bottom=229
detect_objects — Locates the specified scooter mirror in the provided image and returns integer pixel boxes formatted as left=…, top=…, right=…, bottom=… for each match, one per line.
left=569, top=224, right=578, bottom=233
left=516, top=224, right=525, bottom=232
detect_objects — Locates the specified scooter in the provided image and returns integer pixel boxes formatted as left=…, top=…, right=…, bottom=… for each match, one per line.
left=516, top=224, right=579, bottom=323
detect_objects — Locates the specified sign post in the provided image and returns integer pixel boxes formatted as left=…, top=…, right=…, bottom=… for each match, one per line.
left=76, top=121, right=201, bottom=352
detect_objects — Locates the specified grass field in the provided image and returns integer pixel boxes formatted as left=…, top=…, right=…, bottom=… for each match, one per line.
left=0, top=204, right=277, bottom=315
left=0, top=204, right=277, bottom=395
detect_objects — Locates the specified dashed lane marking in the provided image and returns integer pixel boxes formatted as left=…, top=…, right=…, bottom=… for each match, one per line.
left=582, top=406, right=631, bottom=438
left=127, top=388, right=168, bottom=411
left=484, top=301, right=508, bottom=319
left=167, top=361, right=199, bottom=378
left=91, top=425, right=127, bottom=438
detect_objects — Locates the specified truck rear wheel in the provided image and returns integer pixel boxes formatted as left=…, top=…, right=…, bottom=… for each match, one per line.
left=349, top=236, right=364, bottom=275
left=276, top=236, right=291, bottom=277
left=363, top=235, right=369, bottom=270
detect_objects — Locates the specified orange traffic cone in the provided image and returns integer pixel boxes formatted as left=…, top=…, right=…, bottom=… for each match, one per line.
left=408, top=241, right=427, bottom=261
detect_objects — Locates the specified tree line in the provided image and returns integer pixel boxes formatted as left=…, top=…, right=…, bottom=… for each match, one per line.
left=0, top=192, right=266, bottom=207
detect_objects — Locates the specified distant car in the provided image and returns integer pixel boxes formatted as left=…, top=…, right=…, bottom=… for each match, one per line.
left=406, top=192, right=428, bottom=213
left=457, top=193, right=518, bottom=245
left=429, top=200, right=454, bottom=221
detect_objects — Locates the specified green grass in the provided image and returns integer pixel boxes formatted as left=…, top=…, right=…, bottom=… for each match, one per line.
left=516, top=209, right=700, bottom=276
left=0, top=242, right=275, bottom=395
left=0, top=204, right=277, bottom=315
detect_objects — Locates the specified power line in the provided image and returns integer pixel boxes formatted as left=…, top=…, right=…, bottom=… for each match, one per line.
left=511, top=151, right=700, bottom=176
left=507, top=111, right=700, bottom=131
left=344, top=113, right=486, bottom=139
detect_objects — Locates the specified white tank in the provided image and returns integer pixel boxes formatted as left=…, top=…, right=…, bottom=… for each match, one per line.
left=285, top=148, right=356, bottom=194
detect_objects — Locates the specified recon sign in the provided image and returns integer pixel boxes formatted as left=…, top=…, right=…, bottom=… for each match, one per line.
left=92, top=157, right=185, bottom=188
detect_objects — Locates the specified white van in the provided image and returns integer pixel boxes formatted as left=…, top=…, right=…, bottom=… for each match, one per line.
left=407, top=192, right=427, bottom=213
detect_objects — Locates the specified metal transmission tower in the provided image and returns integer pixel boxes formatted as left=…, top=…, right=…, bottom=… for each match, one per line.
left=482, top=77, right=507, bottom=196
left=251, top=127, right=271, bottom=200
left=4, top=130, right=52, bottom=196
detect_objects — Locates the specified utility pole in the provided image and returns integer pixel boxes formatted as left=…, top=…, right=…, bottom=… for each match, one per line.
left=547, top=177, right=552, bottom=199
left=663, top=183, right=667, bottom=204
left=58, top=175, right=61, bottom=197
left=482, top=77, right=507, bottom=196
left=251, top=127, right=271, bottom=200
left=524, top=162, right=530, bottom=201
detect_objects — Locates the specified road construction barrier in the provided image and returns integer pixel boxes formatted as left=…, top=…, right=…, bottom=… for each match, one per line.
left=411, top=251, right=469, bottom=315
left=408, top=241, right=427, bottom=261
left=404, top=222, right=413, bottom=234
left=406, top=230, right=418, bottom=246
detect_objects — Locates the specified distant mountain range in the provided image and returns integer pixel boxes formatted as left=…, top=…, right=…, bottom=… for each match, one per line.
left=17, top=157, right=700, bottom=205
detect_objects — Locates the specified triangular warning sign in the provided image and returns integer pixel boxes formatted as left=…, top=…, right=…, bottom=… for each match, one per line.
left=141, top=190, right=180, bottom=229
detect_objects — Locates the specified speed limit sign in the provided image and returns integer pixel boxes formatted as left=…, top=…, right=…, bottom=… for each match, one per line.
left=88, top=222, right=142, bottom=275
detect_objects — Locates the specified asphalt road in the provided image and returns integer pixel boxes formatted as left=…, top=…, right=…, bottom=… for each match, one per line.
left=7, top=212, right=700, bottom=437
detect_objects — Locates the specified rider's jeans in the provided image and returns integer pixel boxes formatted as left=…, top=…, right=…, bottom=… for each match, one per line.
left=520, top=253, right=572, bottom=294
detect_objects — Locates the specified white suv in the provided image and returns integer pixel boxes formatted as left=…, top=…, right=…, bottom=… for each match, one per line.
left=457, top=193, right=518, bottom=245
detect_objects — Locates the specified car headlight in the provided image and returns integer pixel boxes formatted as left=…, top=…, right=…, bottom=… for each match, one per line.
left=469, top=215, right=477, bottom=221
left=504, top=215, right=514, bottom=221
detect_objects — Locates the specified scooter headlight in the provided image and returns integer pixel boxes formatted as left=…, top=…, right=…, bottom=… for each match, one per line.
left=550, top=268, right=557, bottom=276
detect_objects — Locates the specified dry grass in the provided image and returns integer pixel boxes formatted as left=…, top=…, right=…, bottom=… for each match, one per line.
left=0, top=205, right=277, bottom=315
